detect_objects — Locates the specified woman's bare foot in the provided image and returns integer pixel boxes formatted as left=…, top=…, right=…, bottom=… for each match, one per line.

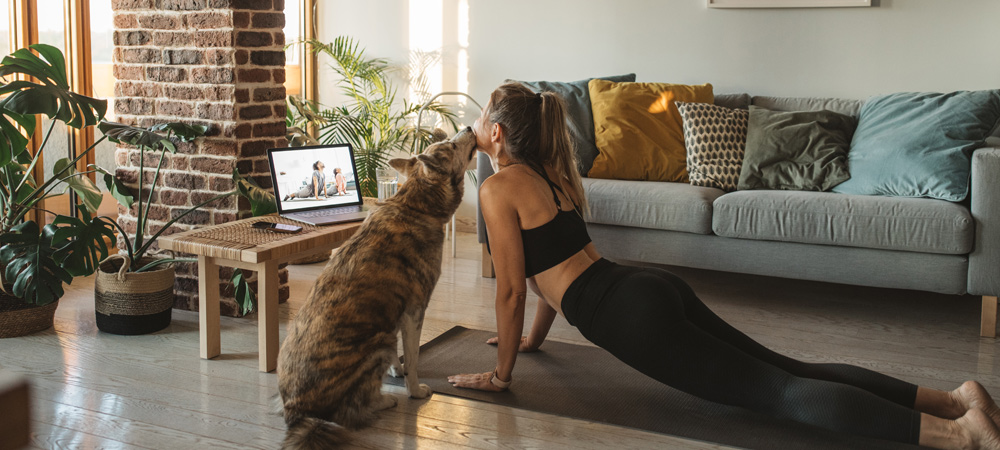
left=957, top=408, right=1000, bottom=450
left=954, top=381, right=1000, bottom=429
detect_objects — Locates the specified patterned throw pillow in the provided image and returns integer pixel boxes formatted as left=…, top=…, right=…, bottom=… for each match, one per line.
left=676, top=102, right=749, bottom=191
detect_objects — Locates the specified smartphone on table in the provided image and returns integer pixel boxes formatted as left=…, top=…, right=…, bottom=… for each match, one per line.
left=252, top=221, right=303, bottom=233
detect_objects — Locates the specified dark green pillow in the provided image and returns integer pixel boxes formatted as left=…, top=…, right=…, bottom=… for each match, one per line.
left=509, top=74, right=636, bottom=176
left=738, top=106, right=856, bottom=191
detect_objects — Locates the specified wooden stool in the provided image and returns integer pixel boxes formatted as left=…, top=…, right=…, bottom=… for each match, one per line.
left=160, top=216, right=361, bottom=372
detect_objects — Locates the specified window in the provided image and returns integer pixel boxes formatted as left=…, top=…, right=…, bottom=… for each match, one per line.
left=1, top=2, right=315, bottom=222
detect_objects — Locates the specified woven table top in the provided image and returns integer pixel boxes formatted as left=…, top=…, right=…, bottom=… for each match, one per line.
left=159, top=215, right=361, bottom=264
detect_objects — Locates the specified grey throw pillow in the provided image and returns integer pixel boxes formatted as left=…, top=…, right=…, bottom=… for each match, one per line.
left=510, top=74, right=637, bottom=176
left=738, top=106, right=856, bottom=192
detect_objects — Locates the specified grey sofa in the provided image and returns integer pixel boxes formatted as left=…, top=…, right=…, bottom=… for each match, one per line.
left=476, top=95, right=1000, bottom=337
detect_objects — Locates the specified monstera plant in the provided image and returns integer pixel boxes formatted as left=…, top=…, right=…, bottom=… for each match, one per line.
left=0, top=44, right=244, bottom=337
left=0, top=44, right=115, bottom=316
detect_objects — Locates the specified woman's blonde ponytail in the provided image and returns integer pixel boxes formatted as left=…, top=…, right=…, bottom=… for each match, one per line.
left=538, top=91, right=588, bottom=216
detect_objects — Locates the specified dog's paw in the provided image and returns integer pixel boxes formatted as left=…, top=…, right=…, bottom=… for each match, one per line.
left=408, top=383, right=432, bottom=399
left=372, top=394, right=398, bottom=411
left=387, top=362, right=404, bottom=378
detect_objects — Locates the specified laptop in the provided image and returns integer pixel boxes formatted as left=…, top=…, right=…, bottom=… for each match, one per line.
left=266, top=143, right=370, bottom=226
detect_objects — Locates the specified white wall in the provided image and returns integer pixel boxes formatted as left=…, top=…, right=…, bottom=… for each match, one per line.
left=316, top=0, right=1000, bottom=218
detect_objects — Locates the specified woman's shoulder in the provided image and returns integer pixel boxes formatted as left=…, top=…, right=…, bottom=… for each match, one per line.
left=479, top=167, right=531, bottom=208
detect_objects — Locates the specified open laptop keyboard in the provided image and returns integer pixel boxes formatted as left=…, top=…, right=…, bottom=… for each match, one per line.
left=294, top=206, right=362, bottom=218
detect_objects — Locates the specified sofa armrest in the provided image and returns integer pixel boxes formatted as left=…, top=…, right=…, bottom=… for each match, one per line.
left=476, top=154, right=495, bottom=244
left=969, top=146, right=1000, bottom=296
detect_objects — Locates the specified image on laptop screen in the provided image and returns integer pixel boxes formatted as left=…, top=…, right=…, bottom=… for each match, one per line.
left=269, top=145, right=362, bottom=213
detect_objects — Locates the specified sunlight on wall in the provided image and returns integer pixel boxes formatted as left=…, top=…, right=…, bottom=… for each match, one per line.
left=457, top=0, right=470, bottom=107
left=408, top=0, right=443, bottom=102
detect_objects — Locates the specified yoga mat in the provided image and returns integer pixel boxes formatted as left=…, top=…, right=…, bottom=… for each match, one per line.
left=385, top=326, right=923, bottom=450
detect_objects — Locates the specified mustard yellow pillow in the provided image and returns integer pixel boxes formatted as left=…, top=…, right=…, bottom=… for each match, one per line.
left=588, top=80, right=714, bottom=182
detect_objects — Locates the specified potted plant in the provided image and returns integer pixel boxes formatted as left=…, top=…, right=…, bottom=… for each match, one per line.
left=89, top=122, right=238, bottom=335
left=287, top=36, right=460, bottom=198
left=0, top=44, right=117, bottom=337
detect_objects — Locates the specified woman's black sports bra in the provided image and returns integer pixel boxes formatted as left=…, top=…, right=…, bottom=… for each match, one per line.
left=488, top=167, right=592, bottom=277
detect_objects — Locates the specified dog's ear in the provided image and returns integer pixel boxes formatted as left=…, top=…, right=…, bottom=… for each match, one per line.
left=415, top=153, right=446, bottom=178
left=389, top=157, right=418, bottom=177
left=430, top=128, right=448, bottom=143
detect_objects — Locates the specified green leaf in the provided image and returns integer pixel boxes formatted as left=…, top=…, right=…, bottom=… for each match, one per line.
left=135, top=257, right=193, bottom=273
left=98, top=121, right=205, bottom=152
left=0, top=220, right=72, bottom=305
left=0, top=44, right=107, bottom=128
left=233, top=168, right=277, bottom=216
left=286, top=126, right=320, bottom=147
left=53, top=158, right=102, bottom=214
left=149, top=122, right=209, bottom=142
left=0, top=111, right=34, bottom=166
left=90, top=164, right=135, bottom=209
left=232, top=269, right=257, bottom=315
left=50, top=209, right=115, bottom=277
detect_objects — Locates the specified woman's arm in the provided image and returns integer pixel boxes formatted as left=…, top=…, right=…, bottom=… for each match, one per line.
left=312, top=175, right=320, bottom=198
left=449, top=176, right=527, bottom=391
left=524, top=279, right=557, bottom=351
left=485, top=280, right=555, bottom=352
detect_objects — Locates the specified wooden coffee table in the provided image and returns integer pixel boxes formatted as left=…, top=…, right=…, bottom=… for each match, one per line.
left=160, top=216, right=361, bottom=372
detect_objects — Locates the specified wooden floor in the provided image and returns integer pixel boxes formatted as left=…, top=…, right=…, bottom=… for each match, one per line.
left=3, top=231, right=998, bottom=449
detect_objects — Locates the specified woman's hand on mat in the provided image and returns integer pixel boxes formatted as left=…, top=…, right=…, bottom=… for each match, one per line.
left=447, top=371, right=506, bottom=392
left=486, top=336, right=539, bottom=352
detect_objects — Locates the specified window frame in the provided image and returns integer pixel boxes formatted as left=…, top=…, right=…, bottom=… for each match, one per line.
left=3, top=0, right=315, bottom=221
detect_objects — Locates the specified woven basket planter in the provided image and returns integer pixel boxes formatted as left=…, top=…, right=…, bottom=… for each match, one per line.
left=95, top=255, right=174, bottom=335
left=0, top=292, right=57, bottom=338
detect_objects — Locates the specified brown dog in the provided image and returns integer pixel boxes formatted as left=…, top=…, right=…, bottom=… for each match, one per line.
left=276, top=127, right=477, bottom=449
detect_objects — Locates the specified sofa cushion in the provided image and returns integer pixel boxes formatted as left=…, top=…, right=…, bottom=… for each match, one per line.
left=832, top=90, right=1000, bottom=202
left=512, top=74, right=637, bottom=177
left=738, top=106, right=855, bottom=192
left=584, top=178, right=723, bottom=235
left=677, top=102, right=749, bottom=192
left=712, top=190, right=974, bottom=255
left=588, top=80, right=714, bottom=182
left=715, top=93, right=750, bottom=110
left=751, top=96, right=863, bottom=117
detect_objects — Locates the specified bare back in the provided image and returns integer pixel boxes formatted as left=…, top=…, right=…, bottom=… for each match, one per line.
left=480, top=164, right=601, bottom=314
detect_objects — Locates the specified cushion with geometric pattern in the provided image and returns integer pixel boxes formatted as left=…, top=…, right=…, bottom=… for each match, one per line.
left=676, top=102, right=749, bottom=192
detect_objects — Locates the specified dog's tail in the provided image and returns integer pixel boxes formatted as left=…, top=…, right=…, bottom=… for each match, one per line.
left=281, top=415, right=349, bottom=450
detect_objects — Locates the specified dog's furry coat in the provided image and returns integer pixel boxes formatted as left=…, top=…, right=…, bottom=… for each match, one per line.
left=277, top=129, right=477, bottom=449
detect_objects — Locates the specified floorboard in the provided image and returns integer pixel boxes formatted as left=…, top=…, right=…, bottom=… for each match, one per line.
left=2, top=231, right=995, bottom=449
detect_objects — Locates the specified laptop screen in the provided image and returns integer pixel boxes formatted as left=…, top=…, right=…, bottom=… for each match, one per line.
left=267, top=144, right=363, bottom=213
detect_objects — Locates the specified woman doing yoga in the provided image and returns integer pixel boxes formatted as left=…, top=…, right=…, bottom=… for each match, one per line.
left=282, top=161, right=328, bottom=201
left=447, top=82, right=1000, bottom=449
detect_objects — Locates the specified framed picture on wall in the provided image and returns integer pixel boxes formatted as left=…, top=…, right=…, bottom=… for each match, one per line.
left=708, top=0, right=872, bottom=7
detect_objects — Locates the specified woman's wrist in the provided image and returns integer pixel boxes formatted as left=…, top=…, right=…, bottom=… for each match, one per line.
left=490, top=368, right=512, bottom=390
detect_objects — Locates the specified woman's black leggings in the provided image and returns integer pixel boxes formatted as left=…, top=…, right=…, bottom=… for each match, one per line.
left=560, top=258, right=921, bottom=444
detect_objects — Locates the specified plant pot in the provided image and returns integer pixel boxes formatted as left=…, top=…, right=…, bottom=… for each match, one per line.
left=95, top=255, right=174, bottom=335
left=0, top=292, right=57, bottom=338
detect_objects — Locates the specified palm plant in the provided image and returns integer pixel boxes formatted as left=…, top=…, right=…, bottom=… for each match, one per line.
left=287, top=36, right=460, bottom=198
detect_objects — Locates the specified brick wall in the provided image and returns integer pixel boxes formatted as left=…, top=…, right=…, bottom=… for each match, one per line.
left=112, top=0, right=288, bottom=316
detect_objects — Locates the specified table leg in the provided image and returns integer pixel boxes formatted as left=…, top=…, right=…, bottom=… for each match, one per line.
left=198, top=255, right=221, bottom=360
left=258, top=260, right=280, bottom=372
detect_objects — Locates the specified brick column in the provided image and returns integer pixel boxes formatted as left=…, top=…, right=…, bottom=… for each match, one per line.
left=112, top=0, right=289, bottom=316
